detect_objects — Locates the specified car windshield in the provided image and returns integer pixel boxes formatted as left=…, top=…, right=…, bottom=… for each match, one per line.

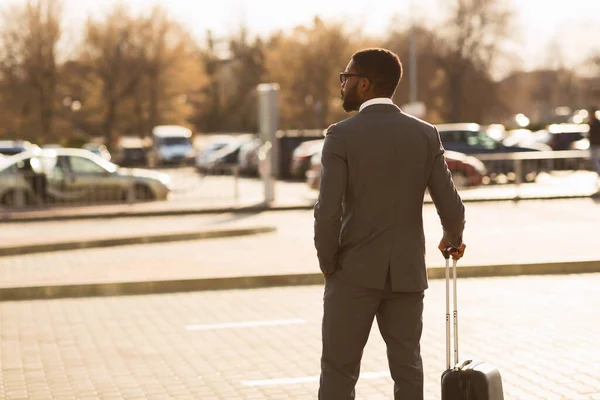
left=67, top=151, right=118, bottom=173
left=0, top=147, right=25, bottom=156
left=161, top=137, right=190, bottom=146
left=90, top=154, right=118, bottom=173
left=466, top=131, right=497, bottom=149
left=208, top=143, right=229, bottom=152
left=219, top=137, right=251, bottom=154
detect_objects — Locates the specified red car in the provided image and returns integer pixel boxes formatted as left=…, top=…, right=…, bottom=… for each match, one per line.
left=444, top=150, right=487, bottom=187
left=306, top=149, right=487, bottom=190
left=290, top=139, right=324, bottom=180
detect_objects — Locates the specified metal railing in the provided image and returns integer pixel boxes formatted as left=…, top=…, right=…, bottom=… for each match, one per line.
left=0, top=164, right=245, bottom=212
left=1, top=149, right=596, bottom=214
left=471, top=150, right=591, bottom=187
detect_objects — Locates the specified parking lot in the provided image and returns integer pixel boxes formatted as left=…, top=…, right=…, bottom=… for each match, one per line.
left=156, top=167, right=316, bottom=205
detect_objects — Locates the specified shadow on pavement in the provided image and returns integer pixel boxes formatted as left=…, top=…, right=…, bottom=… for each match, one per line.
left=208, top=207, right=266, bottom=225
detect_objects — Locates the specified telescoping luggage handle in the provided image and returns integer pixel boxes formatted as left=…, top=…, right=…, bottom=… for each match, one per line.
left=443, top=247, right=460, bottom=371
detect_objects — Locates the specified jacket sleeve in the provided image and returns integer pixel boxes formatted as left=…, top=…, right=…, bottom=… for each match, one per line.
left=313, top=124, right=347, bottom=274
left=427, top=127, right=465, bottom=247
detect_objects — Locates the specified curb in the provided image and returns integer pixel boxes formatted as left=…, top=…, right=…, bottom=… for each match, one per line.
left=0, top=193, right=594, bottom=223
left=0, top=204, right=312, bottom=224
left=2, top=260, right=599, bottom=302
left=0, top=226, right=277, bottom=257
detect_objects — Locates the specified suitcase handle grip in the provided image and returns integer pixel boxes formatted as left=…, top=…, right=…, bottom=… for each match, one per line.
left=443, top=246, right=459, bottom=259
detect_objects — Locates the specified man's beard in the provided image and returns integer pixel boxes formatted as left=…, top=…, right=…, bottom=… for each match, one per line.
left=342, top=86, right=360, bottom=112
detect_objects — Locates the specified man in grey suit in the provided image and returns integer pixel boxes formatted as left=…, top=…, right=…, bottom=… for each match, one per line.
left=314, top=48, right=466, bottom=399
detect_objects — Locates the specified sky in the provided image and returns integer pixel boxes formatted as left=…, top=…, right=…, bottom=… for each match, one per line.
left=3, top=0, right=600, bottom=75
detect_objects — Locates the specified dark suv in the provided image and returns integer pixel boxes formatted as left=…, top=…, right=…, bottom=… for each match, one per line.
left=436, top=123, right=542, bottom=182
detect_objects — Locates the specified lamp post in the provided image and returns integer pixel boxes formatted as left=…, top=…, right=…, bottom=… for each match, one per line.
left=409, top=0, right=418, bottom=104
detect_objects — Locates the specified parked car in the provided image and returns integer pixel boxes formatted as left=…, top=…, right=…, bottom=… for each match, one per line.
left=113, top=138, right=148, bottom=167
left=0, top=148, right=170, bottom=207
left=195, top=135, right=236, bottom=173
left=306, top=150, right=322, bottom=190
left=237, top=137, right=262, bottom=176
left=436, top=123, right=540, bottom=154
left=198, top=134, right=255, bottom=174
left=545, top=123, right=589, bottom=151
left=444, top=150, right=487, bottom=188
left=290, top=139, right=324, bottom=180
left=0, top=140, right=38, bottom=156
left=436, top=123, right=541, bottom=182
left=82, top=143, right=112, bottom=161
left=502, top=129, right=553, bottom=152
left=305, top=148, right=486, bottom=190
left=517, top=125, right=590, bottom=170
left=147, top=125, right=195, bottom=166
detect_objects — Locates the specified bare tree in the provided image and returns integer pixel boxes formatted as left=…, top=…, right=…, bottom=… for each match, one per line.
left=264, top=17, right=354, bottom=129
left=80, top=5, right=145, bottom=149
left=193, top=30, right=227, bottom=132
left=220, top=27, right=266, bottom=132
left=437, top=0, right=514, bottom=122
left=0, top=0, right=61, bottom=141
left=384, top=25, right=449, bottom=122
left=135, top=6, right=200, bottom=134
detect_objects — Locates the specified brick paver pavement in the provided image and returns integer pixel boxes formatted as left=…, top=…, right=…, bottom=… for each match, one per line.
left=1, top=273, right=600, bottom=399
left=1, top=199, right=599, bottom=288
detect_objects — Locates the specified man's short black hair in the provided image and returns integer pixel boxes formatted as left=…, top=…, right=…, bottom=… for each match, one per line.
left=352, top=48, right=403, bottom=98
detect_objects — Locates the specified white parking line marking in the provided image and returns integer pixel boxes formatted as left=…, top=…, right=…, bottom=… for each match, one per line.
left=242, top=371, right=389, bottom=387
left=186, top=318, right=307, bottom=331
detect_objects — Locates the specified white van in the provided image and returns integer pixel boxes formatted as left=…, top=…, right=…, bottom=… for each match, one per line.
left=148, top=125, right=195, bottom=167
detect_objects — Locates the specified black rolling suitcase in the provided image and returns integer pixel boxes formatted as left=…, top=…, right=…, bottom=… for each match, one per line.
left=441, top=248, right=504, bottom=400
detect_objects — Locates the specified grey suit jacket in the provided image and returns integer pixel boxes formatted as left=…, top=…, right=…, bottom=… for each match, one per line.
left=313, top=104, right=465, bottom=292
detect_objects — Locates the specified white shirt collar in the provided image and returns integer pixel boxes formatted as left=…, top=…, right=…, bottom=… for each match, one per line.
left=359, top=97, right=394, bottom=112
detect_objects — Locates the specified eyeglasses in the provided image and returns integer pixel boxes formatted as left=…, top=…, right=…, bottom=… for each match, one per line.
left=339, top=72, right=371, bottom=84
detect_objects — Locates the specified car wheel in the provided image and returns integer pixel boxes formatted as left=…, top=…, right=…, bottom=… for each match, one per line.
left=451, top=172, right=468, bottom=188
left=1, top=190, right=31, bottom=207
left=522, top=171, right=538, bottom=183
left=128, top=184, right=154, bottom=202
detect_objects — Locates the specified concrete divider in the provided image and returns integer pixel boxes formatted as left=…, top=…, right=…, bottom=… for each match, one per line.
left=0, top=226, right=277, bottom=257
left=2, top=260, right=599, bottom=301
left=1, top=191, right=595, bottom=224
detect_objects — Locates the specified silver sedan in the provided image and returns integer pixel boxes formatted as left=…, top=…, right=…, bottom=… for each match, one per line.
left=0, top=148, right=171, bottom=208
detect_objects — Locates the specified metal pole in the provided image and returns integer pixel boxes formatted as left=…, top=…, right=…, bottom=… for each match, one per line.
left=514, top=159, right=523, bottom=186
left=409, top=26, right=417, bottom=104
left=233, top=165, right=239, bottom=203
left=514, top=159, right=523, bottom=200
left=452, top=258, right=459, bottom=366
left=409, top=1, right=417, bottom=104
left=445, top=256, right=451, bottom=370
left=257, top=83, right=280, bottom=205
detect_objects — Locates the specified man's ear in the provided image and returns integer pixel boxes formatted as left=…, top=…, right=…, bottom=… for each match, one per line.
left=359, top=78, right=373, bottom=94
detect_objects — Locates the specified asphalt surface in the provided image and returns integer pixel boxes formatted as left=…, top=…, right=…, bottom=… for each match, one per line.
left=0, top=199, right=599, bottom=290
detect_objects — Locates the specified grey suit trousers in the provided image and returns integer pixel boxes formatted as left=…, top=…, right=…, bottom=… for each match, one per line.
left=319, top=272, right=424, bottom=400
